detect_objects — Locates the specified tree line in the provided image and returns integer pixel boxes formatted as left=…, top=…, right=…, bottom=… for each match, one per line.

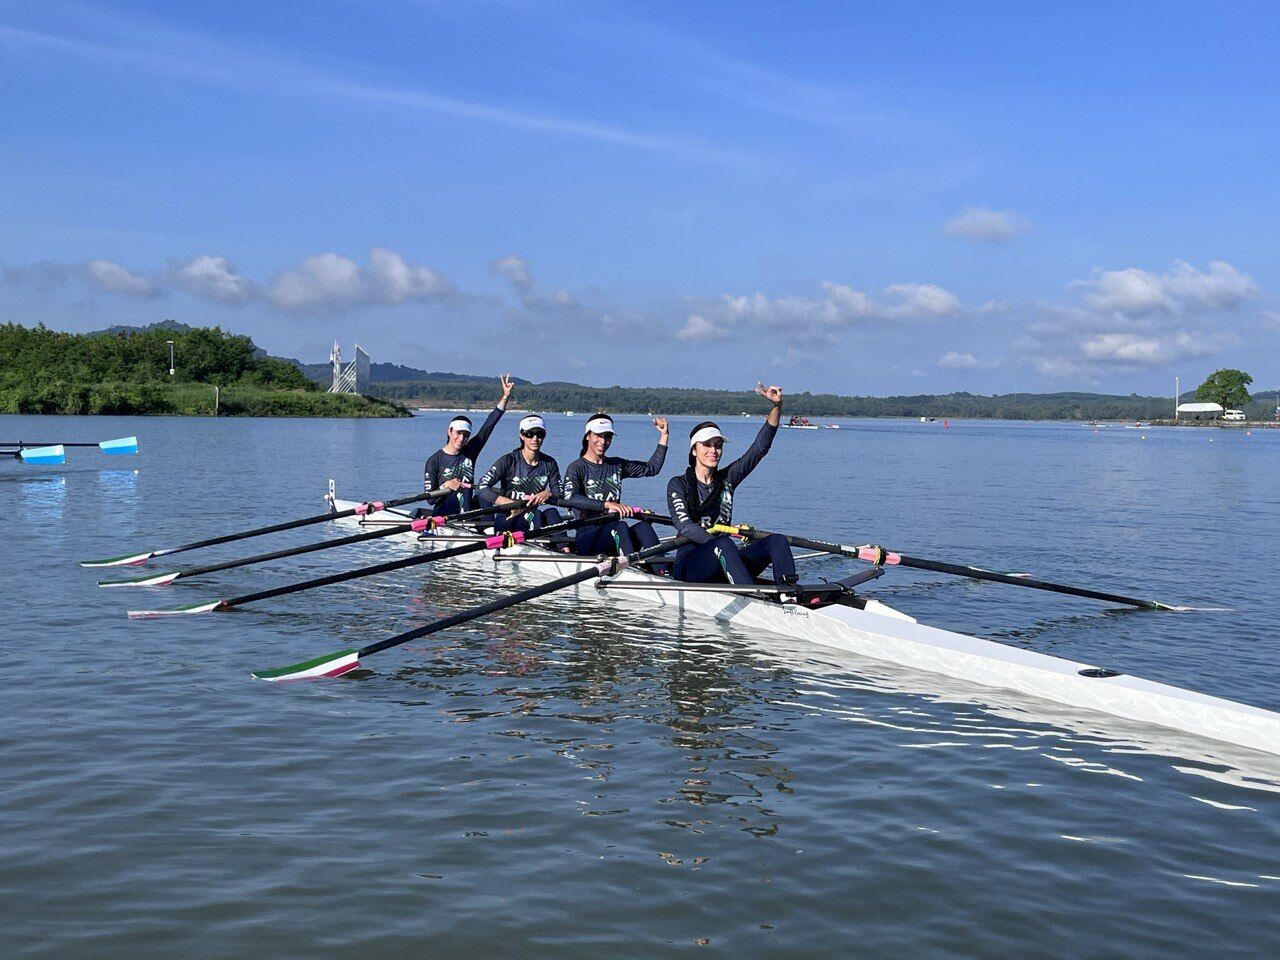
left=0, top=322, right=405, bottom=417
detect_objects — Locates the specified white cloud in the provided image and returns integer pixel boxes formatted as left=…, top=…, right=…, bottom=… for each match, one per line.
left=492, top=254, right=534, bottom=295
left=1030, top=356, right=1087, bottom=380
left=168, top=255, right=253, bottom=304
left=938, top=351, right=999, bottom=370
left=681, top=278, right=959, bottom=346
left=1079, top=331, right=1217, bottom=365
left=267, top=248, right=452, bottom=311
left=1078, top=260, right=1256, bottom=316
left=85, top=259, right=156, bottom=297
left=942, top=207, right=1030, bottom=243
left=770, top=346, right=818, bottom=367
left=677, top=314, right=730, bottom=342
left=883, top=282, right=961, bottom=318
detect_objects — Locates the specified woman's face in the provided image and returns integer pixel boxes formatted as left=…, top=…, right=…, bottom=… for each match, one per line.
left=693, top=438, right=723, bottom=469
left=520, top=428, right=546, bottom=453
left=586, top=432, right=612, bottom=457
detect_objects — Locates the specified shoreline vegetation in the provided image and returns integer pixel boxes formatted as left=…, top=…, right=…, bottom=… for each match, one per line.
left=4, top=320, right=1276, bottom=422
left=374, top=380, right=1280, bottom=422
left=0, top=322, right=407, bottom=418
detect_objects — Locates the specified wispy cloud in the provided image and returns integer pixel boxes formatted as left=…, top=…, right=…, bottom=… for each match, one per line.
left=0, top=16, right=730, bottom=160
left=6, top=248, right=457, bottom=313
left=942, top=207, right=1030, bottom=243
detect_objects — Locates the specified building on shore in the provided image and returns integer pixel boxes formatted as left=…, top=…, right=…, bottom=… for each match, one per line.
left=1175, top=401, right=1224, bottom=420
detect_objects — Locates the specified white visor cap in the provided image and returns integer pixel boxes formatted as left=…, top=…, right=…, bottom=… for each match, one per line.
left=448, top=418, right=473, bottom=432
left=689, top=425, right=727, bottom=448
left=585, top=416, right=615, bottom=435
left=519, top=415, right=546, bottom=432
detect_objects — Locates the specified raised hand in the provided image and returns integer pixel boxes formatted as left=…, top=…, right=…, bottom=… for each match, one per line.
left=498, top=373, right=515, bottom=407
left=755, top=382, right=783, bottom=406
left=653, top=416, right=669, bottom=440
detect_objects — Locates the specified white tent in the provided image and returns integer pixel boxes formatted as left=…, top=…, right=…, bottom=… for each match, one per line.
left=1176, top=402, right=1223, bottom=418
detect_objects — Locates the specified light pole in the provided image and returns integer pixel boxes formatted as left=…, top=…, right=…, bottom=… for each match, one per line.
left=166, top=340, right=175, bottom=377
left=1174, top=375, right=1179, bottom=420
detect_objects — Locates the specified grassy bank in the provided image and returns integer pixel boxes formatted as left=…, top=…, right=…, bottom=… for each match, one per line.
left=0, top=322, right=408, bottom=418
left=0, top=380, right=408, bottom=417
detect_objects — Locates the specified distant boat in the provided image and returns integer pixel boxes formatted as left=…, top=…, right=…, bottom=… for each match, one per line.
left=781, top=423, right=819, bottom=430
left=821, top=423, right=841, bottom=430
left=920, top=416, right=938, bottom=423
left=564, top=410, right=575, bottom=416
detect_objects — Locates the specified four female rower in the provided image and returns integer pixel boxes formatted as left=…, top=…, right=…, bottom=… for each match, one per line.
left=475, top=414, right=565, bottom=534
left=665, top=383, right=797, bottom=586
left=422, top=374, right=514, bottom=516
left=561, top=414, right=668, bottom=557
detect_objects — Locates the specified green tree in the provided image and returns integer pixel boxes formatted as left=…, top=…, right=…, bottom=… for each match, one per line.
left=1194, top=369, right=1253, bottom=411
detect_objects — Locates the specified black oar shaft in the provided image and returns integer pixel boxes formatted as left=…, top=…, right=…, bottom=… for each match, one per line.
left=109, top=489, right=447, bottom=564
left=360, top=535, right=688, bottom=657
left=174, top=523, right=420, bottom=579
left=223, top=513, right=615, bottom=609
left=892, top=555, right=1166, bottom=610
left=723, top=525, right=1169, bottom=611
left=156, top=499, right=518, bottom=580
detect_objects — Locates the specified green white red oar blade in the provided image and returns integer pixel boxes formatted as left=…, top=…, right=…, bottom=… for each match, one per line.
left=80, top=551, right=159, bottom=568
left=252, top=649, right=361, bottom=682
left=98, top=570, right=181, bottom=588
left=127, top=600, right=226, bottom=619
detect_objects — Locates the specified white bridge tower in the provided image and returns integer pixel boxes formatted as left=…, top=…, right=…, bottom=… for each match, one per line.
left=328, top=342, right=370, bottom=395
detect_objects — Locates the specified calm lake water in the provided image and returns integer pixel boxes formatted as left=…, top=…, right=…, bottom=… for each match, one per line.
left=2, top=411, right=1278, bottom=958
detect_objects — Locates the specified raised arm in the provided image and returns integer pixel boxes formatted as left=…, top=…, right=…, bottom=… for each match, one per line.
left=723, top=385, right=782, bottom=487
left=666, top=474, right=712, bottom=545
left=622, top=417, right=669, bottom=479
left=462, top=373, right=514, bottom=460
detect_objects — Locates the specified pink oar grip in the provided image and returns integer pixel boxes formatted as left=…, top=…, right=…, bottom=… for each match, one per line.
left=353, top=501, right=386, bottom=516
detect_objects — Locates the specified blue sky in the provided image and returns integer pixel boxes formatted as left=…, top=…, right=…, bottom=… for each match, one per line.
left=2, top=0, right=1278, bottom=394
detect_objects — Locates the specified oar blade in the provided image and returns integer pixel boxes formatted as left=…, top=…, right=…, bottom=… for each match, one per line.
left=80, top=551, right=156, bottom=568
left=99, top=436, right=139, bottom=455
left=98, top=571, right=181, bottom=588
left=253, top=649, right=361, bottom=682
left=19, top=444, right=65, bottom=465
left=127, top=600, right=225, bottom=619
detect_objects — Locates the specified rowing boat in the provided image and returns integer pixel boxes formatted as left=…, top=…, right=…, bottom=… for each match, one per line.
left=329, top=487, right=1280, bottom=757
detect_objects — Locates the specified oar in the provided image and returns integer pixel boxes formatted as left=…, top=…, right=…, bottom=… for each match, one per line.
left=2, top=436, right=138, bottom=456
left=252, top=534, right=690, bottom=681
left=81, top=487, right=456, bottom=568
left=127, top=511, right=624, bottom=618
left=708, top=523, right=1180, bottom=611
left=13, top=445, right=66, bottom=465
left=97, top=498, right=516, bottom=588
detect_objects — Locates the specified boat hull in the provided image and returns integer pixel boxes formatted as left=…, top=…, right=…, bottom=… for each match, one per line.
left=333, top=499, right=1280, bottom=757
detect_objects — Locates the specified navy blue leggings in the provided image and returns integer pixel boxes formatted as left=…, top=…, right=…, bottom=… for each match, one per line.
left=490, top=504, right=563, bottom=534
left=573, top=518, right=660, bottom=556
left=673, top=533, right=796, bottom=585
left=428, top=489, right=473, bottom=517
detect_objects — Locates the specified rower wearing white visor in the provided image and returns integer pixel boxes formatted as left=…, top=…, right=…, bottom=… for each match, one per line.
left=421, top=373, right=514, bottom=517
left=665, top=383, right=796, bottom=586
left=476, top=413, right=564, bottom=534
left=561, top=413, right=669, bottom=558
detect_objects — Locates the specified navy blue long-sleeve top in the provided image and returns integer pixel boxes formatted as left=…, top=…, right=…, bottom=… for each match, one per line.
left=560, top=443, right=667, bottom=518
left=422, top=406, right=504, bottom=500
left=665, top=422, right=776, bottom=545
